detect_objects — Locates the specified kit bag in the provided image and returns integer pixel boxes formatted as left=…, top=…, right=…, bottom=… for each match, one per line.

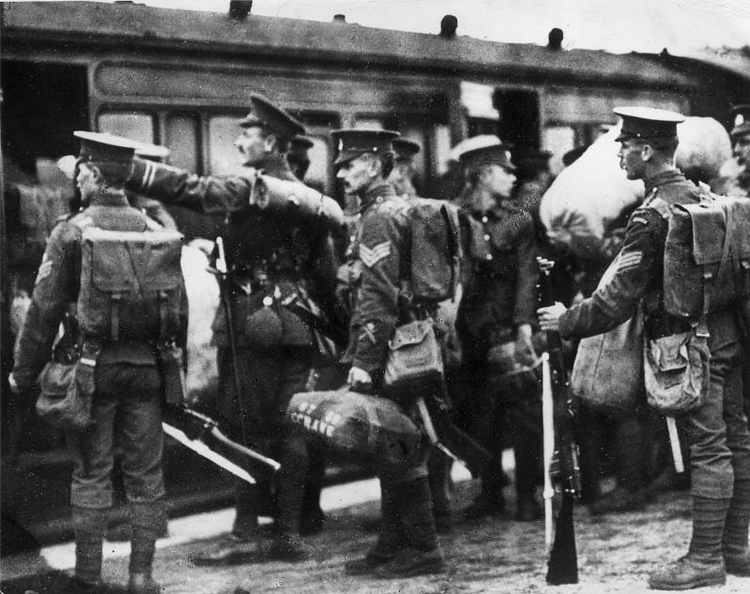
left=406, top=198, right=462, bottom=303
left=384, top=318, right=444, bottom=391
left=77, top=225, right=184, bottom=341
left=658, top=188, right=750, bottom=319
left=287, top=387, right=426, bottom=468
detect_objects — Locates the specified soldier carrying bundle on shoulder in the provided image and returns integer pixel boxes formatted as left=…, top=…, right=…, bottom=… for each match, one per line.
left=538, top=107, right=750, bottom=591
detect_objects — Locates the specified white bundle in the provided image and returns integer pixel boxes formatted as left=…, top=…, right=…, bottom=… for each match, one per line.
left=539, top=127, right=641, bottom=258
left=181, top=239, right=220, bottom=405
left=675, top=117, right=732, bottom=183
left=539, top=117, right=732, bottom=259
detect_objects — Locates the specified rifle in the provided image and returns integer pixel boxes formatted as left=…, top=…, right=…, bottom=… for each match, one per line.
left=207, top=236, right=254, bottom=447
left=538, top=257, right=580, bottom=585
left=163, top=405, right=280, bottom=484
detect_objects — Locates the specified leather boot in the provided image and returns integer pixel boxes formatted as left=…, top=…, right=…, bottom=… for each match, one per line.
left=372, top=548, right=445, bottom=579
left=128, top=572, right=162, bottom=594
left=649, top=496, right=729, bottom=590
left=65, top=577, right=104, bottom=594
left=588, top=485, right=647, bottom=515
left=192, top=533, right=262, bottom=566
left=648, top=554, right=726, bottom=590
left=268, top=532, right=311, bottom=561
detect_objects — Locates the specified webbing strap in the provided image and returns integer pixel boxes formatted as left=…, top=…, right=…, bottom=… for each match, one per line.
left=698, top=206, right=731, bottom=337
left=440, top=204, right=460, bottom=301
left=111, top=292, right=122, bottom=341
left=158, top=290, right=169, bottom=341
left=125, top=241, right=149, bottom=302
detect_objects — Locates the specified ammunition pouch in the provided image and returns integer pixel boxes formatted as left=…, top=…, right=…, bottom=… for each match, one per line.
left=643, top=328, right=710, bottom=415
left=36, top=338, right=101, bottom=431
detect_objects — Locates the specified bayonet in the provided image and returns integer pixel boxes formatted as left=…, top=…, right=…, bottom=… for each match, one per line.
left=163, top=421, right=256, bottom=484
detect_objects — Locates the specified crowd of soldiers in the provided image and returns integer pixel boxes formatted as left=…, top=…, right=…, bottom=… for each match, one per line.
left=6, top=93, right=750, bottom=594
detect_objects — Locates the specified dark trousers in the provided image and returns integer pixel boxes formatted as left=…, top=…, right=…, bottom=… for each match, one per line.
left=217, top=345, right=312, bottom=537
left=687, top=339, right=750, bottom=499
left=68, top=363, right=165, bottom=509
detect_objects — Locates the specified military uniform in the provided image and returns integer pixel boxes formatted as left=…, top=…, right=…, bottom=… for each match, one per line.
left=11, top=132, right=183, bottom=594
left=333, top=128, right=444, bottom=578
left=546, top=108, right=750, bottom=590
left=458, top=200, right=541, bottom=516
left=127, top=107, right=338, bottom=560
left=454, top=136, right=541, bottom=520
left=387, top=136, right=454, bottom=530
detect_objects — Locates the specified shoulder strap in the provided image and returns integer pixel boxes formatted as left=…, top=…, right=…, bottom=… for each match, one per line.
left=644, top=196, right=672, bottom=221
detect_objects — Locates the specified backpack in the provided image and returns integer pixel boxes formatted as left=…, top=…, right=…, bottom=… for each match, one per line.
left=406, top=198, right=462, bottom=303
left=77, top=222, right=185, bottom=342
left=652, top=185, right=750, bottom=320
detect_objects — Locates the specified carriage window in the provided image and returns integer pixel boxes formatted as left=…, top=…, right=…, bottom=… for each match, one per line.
left=167, top=114, right=199, bottom=172
left=98, top=112, right=154, bottom=144
left=208, top=115, right=243, bottom=175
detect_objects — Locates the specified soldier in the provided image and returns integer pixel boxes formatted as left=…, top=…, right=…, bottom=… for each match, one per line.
left=454, top=135, right=542, bottom=522
left=380, top=135, right=454, bottom=531
left=730, top=104, right=750, bottom=197
left=126, top=94, right=338, bottom=562
left=333, top=128, right=445, bottom=578
left=538, top=107, right=750, bottom=590
left=9, top=132, right=185, bottom=594
left=287, top=134, right=314, bottom=182
left=388, top=137, right=420, bottom=199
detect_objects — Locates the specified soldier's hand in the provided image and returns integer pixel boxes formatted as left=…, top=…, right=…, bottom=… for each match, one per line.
left=537, top=302, right=567, bottom=332
left=347, top=366, right=373, bottom=391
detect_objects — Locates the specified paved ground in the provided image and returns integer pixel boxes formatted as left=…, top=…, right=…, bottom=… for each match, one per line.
left=3, top=463, right=750, bottom=594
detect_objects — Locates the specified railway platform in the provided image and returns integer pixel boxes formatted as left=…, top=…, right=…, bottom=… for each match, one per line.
left=4, top=459, right=750, bottom=594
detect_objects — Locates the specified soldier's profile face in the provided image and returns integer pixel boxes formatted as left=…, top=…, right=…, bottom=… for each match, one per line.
left=734, top=134, right=750, bottom=167
left=488, top=164, right=516, bottom=199
left=336, top=154, right=373, bottom=195
left=235, top=125, right=268, bottom=166
left=388, top=161, right=412, bottom=195
left=617, top=139, right=646, bottom=180
left=76, top=161, right=98, bottom=200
